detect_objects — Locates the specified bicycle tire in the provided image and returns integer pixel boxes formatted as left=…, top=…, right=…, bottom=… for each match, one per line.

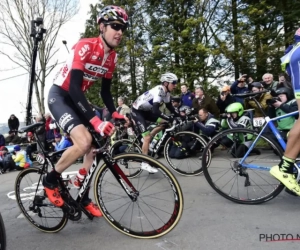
left=202, top=128, right=285, bottom=204
left=94, top=153, right=184, bottom=238
left=164, top=131, right=210, bottom=176
left=15, top=167, right=68, bottom=233
left=110, top=139, right=143, bottom=178
left=0, top=213, right=6, bottom=250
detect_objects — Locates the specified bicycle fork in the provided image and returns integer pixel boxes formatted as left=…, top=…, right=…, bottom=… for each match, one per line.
left=103, top=154, right=139, bottom=201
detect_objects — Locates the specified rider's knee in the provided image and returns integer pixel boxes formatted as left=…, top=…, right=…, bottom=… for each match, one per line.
left=75, top=134, right=92, bottom=153
left=143, top=134, right=151, bottom=143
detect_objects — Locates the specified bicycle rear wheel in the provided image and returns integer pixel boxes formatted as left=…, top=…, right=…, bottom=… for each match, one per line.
left=0, top=213, right=6, bottom=250
left=164, top=131, right=210, bottom=176
left=110, top=139, right=143, bottom=178
left=15, top=168, right=68, bottom=233
left=94, top=153, right=184, bottom=238
left=202, top=128, right=285, bottom=204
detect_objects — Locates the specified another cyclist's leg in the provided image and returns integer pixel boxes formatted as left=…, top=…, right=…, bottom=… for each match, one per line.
left=44, top=86, right=92, bottom=206
left=131, top=108, right=158, bottom=173
left=271, top=46, right=300, bottom=195
left=79, top=148, right=102, bottom=217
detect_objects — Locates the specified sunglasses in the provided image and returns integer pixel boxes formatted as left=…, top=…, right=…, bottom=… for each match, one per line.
left=171, top=80, right=178, bottom=85
left=107, top=23, right=127, bottom=32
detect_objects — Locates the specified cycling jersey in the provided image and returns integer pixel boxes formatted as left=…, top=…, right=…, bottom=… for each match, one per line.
left=132, top=85, right=171, bottom=111
left=53, top=37, right=117, bottom=92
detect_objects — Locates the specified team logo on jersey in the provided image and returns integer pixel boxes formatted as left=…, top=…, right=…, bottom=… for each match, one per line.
left=78, top=44, right=90, bottom=60
left=59, top=113, right=73, bottom=128
left=85, top=63, right=108, bottom=75
left=62, top=65, right=69, bottom=78
left=49, top=98, right=56, bottom=104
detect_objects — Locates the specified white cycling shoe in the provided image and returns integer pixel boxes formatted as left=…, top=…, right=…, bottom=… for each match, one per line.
left=141, top=162, right=158, bottom=173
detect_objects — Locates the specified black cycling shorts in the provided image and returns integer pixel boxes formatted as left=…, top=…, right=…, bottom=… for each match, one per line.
left=48, top=85, right=90, bottom=133
left=131, top=108, right=160, bottom=136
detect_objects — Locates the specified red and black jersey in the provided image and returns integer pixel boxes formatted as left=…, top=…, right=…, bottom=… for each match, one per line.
left=53, top=37, right=117, bottom=92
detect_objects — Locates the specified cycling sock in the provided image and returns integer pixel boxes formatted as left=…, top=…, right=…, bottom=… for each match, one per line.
left=279, top=156, right=295, bottom=174
left=46, top=168, right=61, bottom=185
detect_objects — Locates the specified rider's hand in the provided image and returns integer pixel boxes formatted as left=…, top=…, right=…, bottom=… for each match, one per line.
left=112, top=111, right=130, bottom=124
left=90, top=116, right=115, bottom=136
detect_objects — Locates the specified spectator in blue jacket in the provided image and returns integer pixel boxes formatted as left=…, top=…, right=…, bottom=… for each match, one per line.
left=180, top=84, right=194, bottom=108
left=52, top=133, right=72, bottom=151
left=230, top=74, right=249, bottom=104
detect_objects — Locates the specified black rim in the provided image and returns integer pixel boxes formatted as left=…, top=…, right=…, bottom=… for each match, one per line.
left=95, top=155, right=182, bottom=237
left=15, top=168, right=68, bottom=232
left=202, top=128, right=285, bottom=204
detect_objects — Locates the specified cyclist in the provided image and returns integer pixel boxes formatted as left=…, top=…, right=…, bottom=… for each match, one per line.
left=44, top=5, right=129, bottom=216
left=131, top=73, right=180, bottom=173
left=271, top=27, right=300, bottom=195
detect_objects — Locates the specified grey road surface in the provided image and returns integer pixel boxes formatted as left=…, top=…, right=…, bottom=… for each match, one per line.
left=1, top=160, right=300, bottom=250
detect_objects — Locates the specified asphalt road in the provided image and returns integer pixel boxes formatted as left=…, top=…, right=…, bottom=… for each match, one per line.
left=1, top=159, right=300, bottom=250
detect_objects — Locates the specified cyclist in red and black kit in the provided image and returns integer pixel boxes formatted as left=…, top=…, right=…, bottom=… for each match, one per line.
left=44, top=5, right=129, bottom=217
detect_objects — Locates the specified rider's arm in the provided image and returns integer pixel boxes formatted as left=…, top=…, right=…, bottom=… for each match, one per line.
left=165, top=102, right=179, bottom=115
left=152, top=102, right=172, bottom=120
left=230, top=80, right=239, bottom=94
left=68, top=69, right=96, bottom=121
left=100, top=77, right=117, bottom=115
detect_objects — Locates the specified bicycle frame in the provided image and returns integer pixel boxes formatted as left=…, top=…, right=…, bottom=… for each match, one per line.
left=237, top=110, right=299, bottom=172
left=27, top=124, right=139, bottom=220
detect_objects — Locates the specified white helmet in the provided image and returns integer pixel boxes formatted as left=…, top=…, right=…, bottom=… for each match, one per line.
left=160, top=72, right=178, bottom=84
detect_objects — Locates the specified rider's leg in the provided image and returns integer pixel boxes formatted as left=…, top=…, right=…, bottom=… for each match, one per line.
left=270, top=45, right=300, bottom=194
left=46, top=125, right=92, bottom=183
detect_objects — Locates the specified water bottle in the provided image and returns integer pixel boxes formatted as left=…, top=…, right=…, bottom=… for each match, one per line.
left=149, top=138, right=158, bottom=151
left=73, top=168, right=87, bottom=188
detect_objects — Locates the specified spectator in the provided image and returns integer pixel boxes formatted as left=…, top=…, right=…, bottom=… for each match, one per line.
left=117, top=97, right=130, bottom=116
left=12, top=145, right=30, bottom=170
left=180, top=84, right=194, bottom=107
left=193, top=108, right=220, bottom=139
left=171, top=96, right=181, bottom=113
left=101, top=106, right=112, bottom=121
left=52, top=133, right=72, bottom=151
left=244, top=82, right=272, bottom=117
left=0, top=146, right=15, bottom=173
left=262, top=73, right=278, bottom=91
left=267, top=87, right=297, bottom=141
left=5, top=130, right=21, bottom=145
left=0, top=133, right=5, bottom=147
left=230, top=74, right=249, bottom=104
left=277, top=72, right=293, bottom=90
left=8, top=114, right=19, bottom=132
left=192, top=86, right=219, bottom=117
left=216, top=85, right=235, bottom=114
left=25, top=132, right=37, bottom=161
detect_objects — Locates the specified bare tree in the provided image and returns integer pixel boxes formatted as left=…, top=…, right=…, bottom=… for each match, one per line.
left=0, top=0, right=79, bottom=113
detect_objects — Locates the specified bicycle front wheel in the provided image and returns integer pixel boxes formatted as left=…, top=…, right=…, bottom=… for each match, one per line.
left=164, top=131, right=210, bottom=176
left=0, top=213, right=6, bottom=250
left=94, top=153, right=184, bottom=239
left=15, top=167, right=68, bottom=233
left=202, top=128, right=284, bottom=204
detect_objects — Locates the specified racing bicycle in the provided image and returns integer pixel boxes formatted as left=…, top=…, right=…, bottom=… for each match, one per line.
left=15, top=122, right=184, bottom=238
left=201, top=90, right=299, bottom=204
